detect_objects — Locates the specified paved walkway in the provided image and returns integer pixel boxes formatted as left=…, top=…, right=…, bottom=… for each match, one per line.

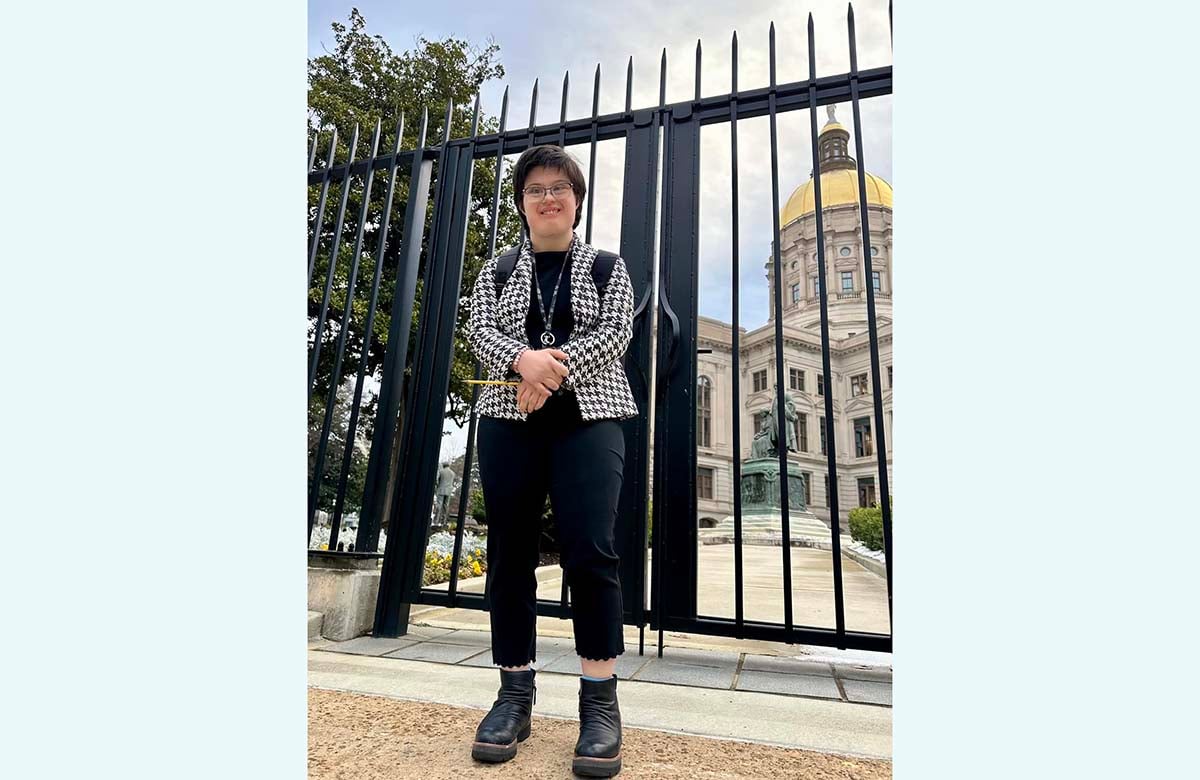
left=309, top=617, right=892, bottom=760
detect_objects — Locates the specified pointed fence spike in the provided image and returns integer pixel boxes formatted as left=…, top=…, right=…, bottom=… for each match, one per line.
left=625, top=56, right=633, bottom=114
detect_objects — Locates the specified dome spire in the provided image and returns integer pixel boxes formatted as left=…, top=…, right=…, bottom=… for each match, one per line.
left=814, top=104, right=855, bottom=172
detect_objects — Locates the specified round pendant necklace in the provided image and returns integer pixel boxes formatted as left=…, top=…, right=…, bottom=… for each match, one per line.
left=531, top=247, right=570, bottom=347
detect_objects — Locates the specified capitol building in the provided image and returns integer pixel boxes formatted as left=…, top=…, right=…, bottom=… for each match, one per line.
left=693, top=109, right=893, bottom=528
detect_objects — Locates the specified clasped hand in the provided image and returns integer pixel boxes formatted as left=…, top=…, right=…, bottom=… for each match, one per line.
left=516, top=348, right=569, bottom=414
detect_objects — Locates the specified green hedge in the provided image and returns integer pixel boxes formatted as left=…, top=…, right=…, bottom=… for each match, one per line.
left=848, top=501, right=891, bottom=552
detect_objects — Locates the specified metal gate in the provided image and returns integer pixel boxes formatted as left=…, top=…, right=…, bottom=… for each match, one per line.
left=307, top=8, right=892, bottom=656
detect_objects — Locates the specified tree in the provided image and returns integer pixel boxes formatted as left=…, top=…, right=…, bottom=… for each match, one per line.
left=307, top=7, right=523, bottom=455
left=308, top=378, right=370, bottom=514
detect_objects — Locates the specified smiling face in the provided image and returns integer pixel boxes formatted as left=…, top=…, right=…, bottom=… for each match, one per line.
left=519, top=165, right=578, bottom=245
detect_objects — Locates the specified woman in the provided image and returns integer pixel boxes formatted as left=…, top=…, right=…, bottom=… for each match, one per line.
left=465, top=144, right=639, bottom=777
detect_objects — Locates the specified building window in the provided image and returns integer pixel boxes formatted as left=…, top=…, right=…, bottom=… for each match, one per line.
left=819, top=415, right=827, bottom=455
left=839, top=246, right=852, bottom=256
left=697, top=376, right=712, bottom=448
left=817, top=373, right=825, bottom=396
left=802, top=471, right=813, bottom=506
left=824, top=474, right=830, bottom=506
left=796, top=413, right=809, bottom=453
left=871, top=246, right=879, bottom=256
left=854, top=417, right=873, bottom=458
left=791, top=282, right=800, bottom=303
left=841, top=271, right=854, bottom=292
left=789, top=367, right=804, bottom=391
left=857, top=476, right=876, bottom=507
left=851, top=372, right=869, bottom=397
left=698, top=467, right=714, bottom=499
left=811, top=275, right=821, bottom=297
left=872, top=271, right=881, bottom=292
left=791, top=261, right=797, bottom=270
left=888, top=365, right=892, bottom=388
left=753, top=369, right=767, bottom=393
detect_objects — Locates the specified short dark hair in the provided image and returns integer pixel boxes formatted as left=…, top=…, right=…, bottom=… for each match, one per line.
left=512, top=145, right=587, bottom=234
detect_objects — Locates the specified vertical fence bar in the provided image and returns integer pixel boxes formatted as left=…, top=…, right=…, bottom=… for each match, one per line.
left=610, top=52, right=662, bottom=658
left=310, top=119, right=384, bottom=539
left=355, top=107, right=433, bottom=554
left=846, top=3, right=892, bottom=621
left=552, top=68, right=576, bottom=607
left=376, top=99, right=460, bottom=635
left=527, top=79, right=539, bottom=152
left=729, top=30, right=745, bottom=632
left=766, top=21, right=796, bottom=638
left=487, top=87, right=510, bottom=253
left=405, top=99, right=480, bottom=607
left=557, top=70, right=569, bottom=147
left=653, top=46, right=670, bottom=658
left=626, top=57, right=633, bottom=114
left=691, top=35, right=705, bottom=629
left=423, top=120, right=480, bottom=605
left=446, top=86, right=509, bottom=604
left=308, top=127, right=338, bottom=289
left=447, top=94, right=484, bottom=602
left=584, top=64, right=600, bottom=243
left=557, top=71, right=572, bottom=611
left=398, top=100, right=456, bottom=496
left=328, top=112, right=407, bottom=552
left=309, top=123, right=361, bottom=400
left=808, top=13, right=848, bottom=645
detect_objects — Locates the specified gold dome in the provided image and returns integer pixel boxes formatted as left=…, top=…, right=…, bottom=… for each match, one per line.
left=781, top=169, right=893, bottom=226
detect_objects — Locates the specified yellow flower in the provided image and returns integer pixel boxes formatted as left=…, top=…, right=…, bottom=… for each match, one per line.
left=471, top=561, right=482, bottom=576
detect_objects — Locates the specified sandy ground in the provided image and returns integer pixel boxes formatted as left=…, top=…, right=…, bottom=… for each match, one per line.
left=309, top=687, right=891, bottom=779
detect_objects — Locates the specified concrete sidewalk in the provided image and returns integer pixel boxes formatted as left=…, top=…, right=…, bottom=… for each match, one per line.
left=308, top=622, right=891, bottom=760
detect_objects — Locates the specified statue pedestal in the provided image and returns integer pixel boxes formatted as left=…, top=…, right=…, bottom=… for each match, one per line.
left=700, top=456, right=833, bottom=546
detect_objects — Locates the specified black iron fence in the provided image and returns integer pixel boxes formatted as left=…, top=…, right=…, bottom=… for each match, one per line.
left=307, top=4, right=892, bottom=654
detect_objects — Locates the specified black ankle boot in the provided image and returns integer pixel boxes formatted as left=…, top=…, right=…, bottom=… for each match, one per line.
left=471, top=667, right=536, bottom=763
left=573, top=675, right=622, bottom=777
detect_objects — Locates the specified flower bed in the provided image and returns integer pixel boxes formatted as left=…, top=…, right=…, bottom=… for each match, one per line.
left=422, top=531, right=488, bottom=586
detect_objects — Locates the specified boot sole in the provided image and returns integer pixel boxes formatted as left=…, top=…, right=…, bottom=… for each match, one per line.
left=572, top=751, right=621, bottom=777
left=471, top=722, right=531, bottom=763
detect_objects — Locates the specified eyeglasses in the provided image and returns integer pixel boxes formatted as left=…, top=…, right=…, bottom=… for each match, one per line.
left=522, top=182, right=575, bottom=201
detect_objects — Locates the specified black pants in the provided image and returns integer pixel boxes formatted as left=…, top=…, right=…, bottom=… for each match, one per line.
left=476, top=393, right=626, bottom=666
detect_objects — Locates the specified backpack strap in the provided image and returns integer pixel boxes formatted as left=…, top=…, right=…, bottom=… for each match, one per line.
left=493, top=246, right=521, bottom=299
left=591, top=250, right=618, bottom=294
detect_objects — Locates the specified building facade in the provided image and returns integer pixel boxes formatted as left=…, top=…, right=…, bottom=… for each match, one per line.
left=694, top=109, right=893, bottom=527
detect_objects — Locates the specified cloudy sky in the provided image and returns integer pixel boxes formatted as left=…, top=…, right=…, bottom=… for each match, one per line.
left=308, top=0, right=893, bottom=461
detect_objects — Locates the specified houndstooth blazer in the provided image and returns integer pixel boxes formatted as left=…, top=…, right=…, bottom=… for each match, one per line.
left=466, top=231, right=640, bottom=422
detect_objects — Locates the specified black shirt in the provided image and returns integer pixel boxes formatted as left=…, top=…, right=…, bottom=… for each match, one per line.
left=524, top=250, right=575, bottom=349
left=523, top=249, right=580, bottom=424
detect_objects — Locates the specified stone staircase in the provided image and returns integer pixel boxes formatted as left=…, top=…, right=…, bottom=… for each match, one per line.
left=701, top=509, right=834, bottom=545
